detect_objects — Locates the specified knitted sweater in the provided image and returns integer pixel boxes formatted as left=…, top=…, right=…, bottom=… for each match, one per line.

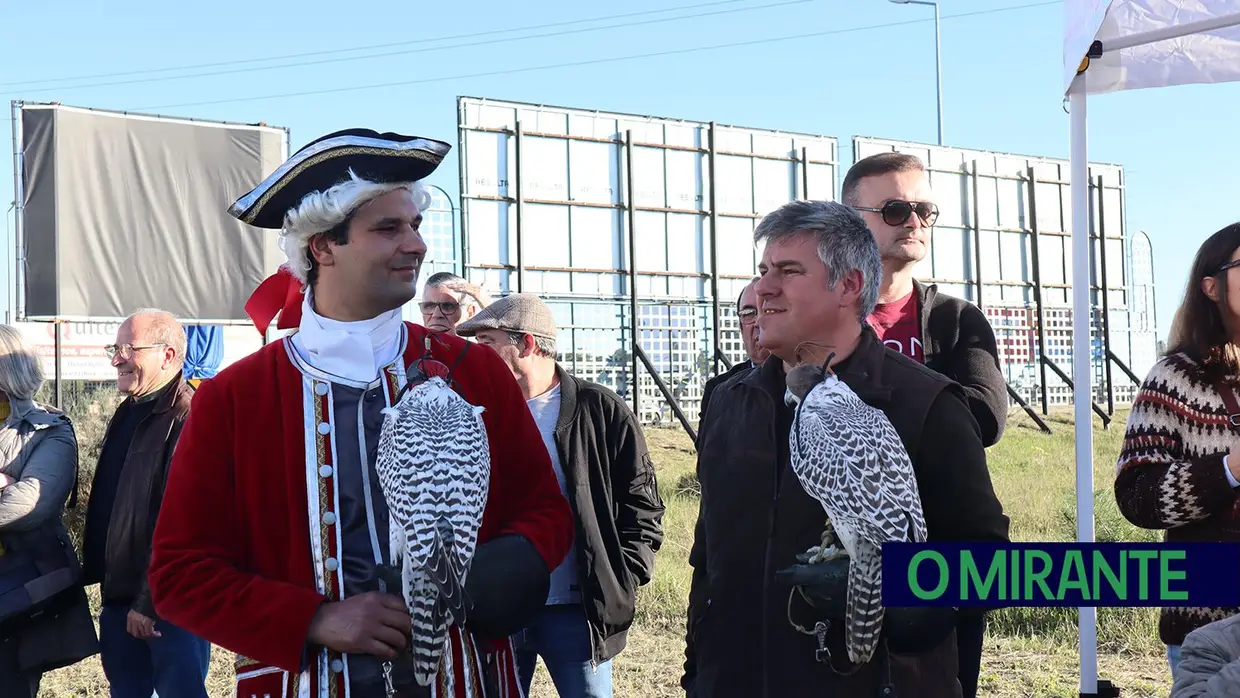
left=1114, top=351, right=1240, bottom=647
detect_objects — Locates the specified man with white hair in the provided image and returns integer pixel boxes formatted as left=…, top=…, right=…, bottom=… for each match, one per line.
left=81, top=308, right=208, bottom=698
left=421, top=271, right=491, bottom=335
left=147, top=129, right=573, bottom=698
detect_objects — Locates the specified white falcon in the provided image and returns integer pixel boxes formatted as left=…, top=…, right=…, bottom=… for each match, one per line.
left=374, top=358, right=491, bottom=687
left=783, top=352, right=928, bottom=666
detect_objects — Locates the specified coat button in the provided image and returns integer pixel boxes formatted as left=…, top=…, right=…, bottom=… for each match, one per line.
left=330, top=658, right=344, bottom=673
left=319, top=465, right=333, bottom=478
left=315, top=383, right=329, bottom=396
left=325, top=557, right=339, bottom=572
left=317, top=422, right=331, bottom=435
left=323, top=512, right=337, bottom=525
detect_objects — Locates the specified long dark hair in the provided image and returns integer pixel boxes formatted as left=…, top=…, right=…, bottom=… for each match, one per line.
left=1167, top=222, right=1240, bottom=377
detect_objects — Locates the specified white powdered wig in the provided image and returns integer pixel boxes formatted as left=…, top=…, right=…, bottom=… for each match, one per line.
left=279, top=169, right=433, bottom=283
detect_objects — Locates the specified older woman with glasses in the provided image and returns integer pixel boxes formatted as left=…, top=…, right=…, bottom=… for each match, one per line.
left=0, top=324, right=99, bottom=696
left=420, top=271, right=492, bottom=335
left=1116, top=222, right=1240, bottom=684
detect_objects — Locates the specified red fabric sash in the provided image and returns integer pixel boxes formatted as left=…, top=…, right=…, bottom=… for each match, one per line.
left=245, top=266, right=304, bottom=335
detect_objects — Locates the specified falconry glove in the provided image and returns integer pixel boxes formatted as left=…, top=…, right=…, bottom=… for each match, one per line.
left=462, top=534, right=551, bottom=640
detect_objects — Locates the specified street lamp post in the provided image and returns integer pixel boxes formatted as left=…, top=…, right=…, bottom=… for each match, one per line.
left=890, top=0, right=943, bottom=146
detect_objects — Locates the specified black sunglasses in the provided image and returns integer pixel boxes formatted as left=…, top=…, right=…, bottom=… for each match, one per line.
left=854, top=200, right=939, bottom=227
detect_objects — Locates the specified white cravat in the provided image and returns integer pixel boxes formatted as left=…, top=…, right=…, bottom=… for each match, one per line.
left=292, top=290, right=404, bottom=385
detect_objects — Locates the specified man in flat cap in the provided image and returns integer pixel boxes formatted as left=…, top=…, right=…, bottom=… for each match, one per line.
left=456, top=293, right=665, bottom=698
left=147, top=130, right=574, bottom=698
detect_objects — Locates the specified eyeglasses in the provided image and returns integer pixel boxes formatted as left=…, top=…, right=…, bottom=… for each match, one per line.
left=419, top=301, right=460, bottom=315
left=1217, top=259, right=1240, bottom=275
left=738, top=306, right=759, bottom=325
left=104, top=343, right=166, bottom=360
left=853, top=200, right=939, bottom=228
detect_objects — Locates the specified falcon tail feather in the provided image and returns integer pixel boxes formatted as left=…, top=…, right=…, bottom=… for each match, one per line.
left=426, top=518, right=468, bottom=627
left=845, top=540, right=884, bottom=666
left=407, top=521, right=463, bottom=687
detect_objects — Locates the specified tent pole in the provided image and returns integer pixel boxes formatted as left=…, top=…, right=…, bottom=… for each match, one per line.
left=1070, top=86, right=1099, bottom=697
left=1102, top=13, right=1240, bottom=52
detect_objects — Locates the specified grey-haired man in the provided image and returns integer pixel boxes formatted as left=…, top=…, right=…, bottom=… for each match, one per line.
left=456, top=293, right=665, bottom=698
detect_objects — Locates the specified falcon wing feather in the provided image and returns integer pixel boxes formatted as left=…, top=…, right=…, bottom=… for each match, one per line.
left=787, top=376, right=928, bottom=666
left=375, top=377, right=491, bottom=688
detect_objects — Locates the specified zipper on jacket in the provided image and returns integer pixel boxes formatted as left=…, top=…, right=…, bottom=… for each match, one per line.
left=551, top=388, right=603, bottom=671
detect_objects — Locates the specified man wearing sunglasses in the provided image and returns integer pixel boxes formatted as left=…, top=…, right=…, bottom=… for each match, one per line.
left=146, top=129, right=574, bottom=698
left=843, top=152, right=1008, bottom=698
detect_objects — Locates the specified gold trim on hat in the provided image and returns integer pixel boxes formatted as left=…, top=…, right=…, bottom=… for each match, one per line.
left=238, top=145, right=444, bottom=225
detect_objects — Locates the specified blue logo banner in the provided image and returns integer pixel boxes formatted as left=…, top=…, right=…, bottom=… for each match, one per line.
left=881, top=542, right=1240, bottom=607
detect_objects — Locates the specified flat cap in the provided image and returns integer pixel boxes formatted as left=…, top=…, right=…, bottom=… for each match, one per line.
left=454, top=293, right=557, bottom=340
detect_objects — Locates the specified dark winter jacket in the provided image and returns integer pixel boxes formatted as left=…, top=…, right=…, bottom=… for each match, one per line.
left=698, top=359, right=756, bottom=442
left=913, top=279, right=1009, bottom=448
left=82, top=373, right=193, bottom=619
left=681, top=326, right=1010, bottom=698
left=549, top=365, right=665, bottom=665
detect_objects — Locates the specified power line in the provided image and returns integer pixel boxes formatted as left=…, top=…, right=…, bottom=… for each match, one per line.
left=132, top=1, right=1062, bottom=113
left=0, top=0, right=750, bottom=89
left=11, top=0, right=813, bottom=95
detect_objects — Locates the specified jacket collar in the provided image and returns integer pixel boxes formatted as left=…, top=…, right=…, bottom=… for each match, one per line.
left=6, top=396, right=67, bottom=429
left=552, top=363, right=577, bottom=434
left=127, top=370, right=187, bottom=414
left=913, top=277, right=938, bottom=362
left=737, top=326, right=893, bottom=405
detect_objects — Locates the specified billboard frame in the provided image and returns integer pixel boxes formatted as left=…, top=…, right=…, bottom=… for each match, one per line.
left=11, top=100, right=290, bottom=406
left=457, top=96, right=840, bottom=433
left=455, top=97, right=1155, bottom=435
left=10, top=99, right=291, bottom=326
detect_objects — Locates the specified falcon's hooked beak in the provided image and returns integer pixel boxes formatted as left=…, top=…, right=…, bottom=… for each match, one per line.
left=784, top=388, right=800, bottom=407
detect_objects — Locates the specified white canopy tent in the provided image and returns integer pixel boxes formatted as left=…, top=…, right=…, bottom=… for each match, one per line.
left=1064, top=1, right=1240, bottom=695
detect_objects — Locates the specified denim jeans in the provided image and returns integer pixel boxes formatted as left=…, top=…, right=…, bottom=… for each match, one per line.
left=513, top=604, right=612, bottom=698
left=98, top=604, right=211, bottom=698
left=1168, top=643, right=1182, bottom=678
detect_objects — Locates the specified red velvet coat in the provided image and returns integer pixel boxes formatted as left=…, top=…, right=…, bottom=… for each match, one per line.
left=147, top=323, right=574, bottom=698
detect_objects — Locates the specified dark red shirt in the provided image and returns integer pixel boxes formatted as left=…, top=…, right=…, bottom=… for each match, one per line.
left=868, top=290, right=923, bottom=363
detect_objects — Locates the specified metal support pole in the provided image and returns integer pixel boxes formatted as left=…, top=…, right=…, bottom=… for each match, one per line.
left=707, top=122, right=722, bottom=375
left=1096, top=174, right=1115, bottom=416
left=635, top=344, right=697, bottom=443
left=933, top=2, right=943, bottom=145
left=1069, top=85, right=1099, bottom=697
left=887, top=0, right=942, bottom=144
left=455, top=104, right=470, bottom=277
left=625, top=130, right=640, bottom=419
left=800, top=146, right=810, bottom=199
left=514, top=120, right=525, bottom=293
left=970, top=160, right=983, bottom=309
left=53, top=322, right=62, bottom=408
left=1027, top=166, right=1049, bottom=415
left=11, top=101, right=23, bottom=323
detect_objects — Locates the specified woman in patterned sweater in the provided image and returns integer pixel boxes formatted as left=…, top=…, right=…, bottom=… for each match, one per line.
left=1115, top=222, right=1240, bottom=682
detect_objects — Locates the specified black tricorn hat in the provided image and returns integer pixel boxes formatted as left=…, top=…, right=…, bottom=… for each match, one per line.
left=227, top=128, right=452, bottom=229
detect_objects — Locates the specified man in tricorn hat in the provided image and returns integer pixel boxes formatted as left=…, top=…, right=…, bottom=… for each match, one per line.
left=147, top=129, right=574, bottom=698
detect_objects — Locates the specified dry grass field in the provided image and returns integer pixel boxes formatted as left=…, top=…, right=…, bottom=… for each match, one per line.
left=31, top=382, right=1174, bottom=697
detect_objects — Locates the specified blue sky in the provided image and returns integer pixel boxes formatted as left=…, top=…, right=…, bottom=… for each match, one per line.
left=2, top=0, right=1236, bottom=342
